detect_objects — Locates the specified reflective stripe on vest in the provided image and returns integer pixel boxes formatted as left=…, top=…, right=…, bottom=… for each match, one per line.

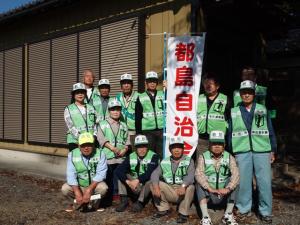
left=72, top=148, right=102, bottom=187
left=129, top=150, right=156, bottom=178
left=99, top=120, right=128, bottom=160
left=66, top=103, right=95, bottom=144
left=203, top=150, right=230, bottom=189
left=231, top=104, right=272, bottom=153
left=197, top=93, right=227, bottom=134
left=139, top=91, right=164, bottom=131
left=160, top=156, right=191, bottom=185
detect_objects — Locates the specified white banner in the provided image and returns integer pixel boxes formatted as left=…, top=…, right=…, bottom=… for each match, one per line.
left=165, top=35, right=205, bottom=158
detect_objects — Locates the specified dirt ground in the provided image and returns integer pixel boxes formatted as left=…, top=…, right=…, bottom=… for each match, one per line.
left=0, top=169, right=300, bottom=225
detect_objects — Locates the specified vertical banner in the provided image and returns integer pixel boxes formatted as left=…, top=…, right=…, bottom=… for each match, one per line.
left=165, top=35, right=205, bottom=157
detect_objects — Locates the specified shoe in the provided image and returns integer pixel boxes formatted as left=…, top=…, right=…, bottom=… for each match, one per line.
left=64, top=204, right=74, bottom=212
left=260, top=215, right=272, bottom=224
left=235, top=212, right=256, bottom=224
left=113, top=194, right=120, bottom=202
left=115, top=195, right=129, bottom=212
left=131, top=201, right=143, bottom=213
left=176, top=214, right=188, bottom=223
left=200, top=216, right=212, bottom=225
left=222, top=213, right=238, bottom=225
left=153, top=210, right=170, bottom=218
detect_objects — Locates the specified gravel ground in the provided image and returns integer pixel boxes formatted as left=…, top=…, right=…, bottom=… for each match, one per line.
left=0, top=169, right=300, bottom=225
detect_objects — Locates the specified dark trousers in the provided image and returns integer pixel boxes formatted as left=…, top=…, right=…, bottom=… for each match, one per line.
left=102, top=163, right=119, bottom=207
left=143, top=129, right=163, bottom=159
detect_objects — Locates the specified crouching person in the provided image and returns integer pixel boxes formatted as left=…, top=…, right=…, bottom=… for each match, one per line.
left=115, top=135, right=160, bottom=212
left=195, top=131, right=239, bottom=225
left=61, top=132, right=108, bottom=212
left=151, top=136, right=195, bottom=224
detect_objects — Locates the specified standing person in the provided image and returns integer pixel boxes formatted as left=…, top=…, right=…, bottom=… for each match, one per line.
left=114, top=135, right=159, bottom=212
left=135, top=71, right=164, bottom=158
left=151, top=136, right=195, bottom=224
left=197, top=73, right=230, bottom=159
left=82, top=69, right=99, bottom=104
left=61, top=132, right=108, bottom=212
left=228, top=80, right=276, bottom=224
left=116, top=73, right=139, bottom=147
left=195, top=131, right=239, bottom=225
left=64, top=83, right=97, bottom=151
left=232, top=67, right=276, bottom=119
left=97, top=99, right=131, bottom=206
left=93, top=79, right=114, bottom=121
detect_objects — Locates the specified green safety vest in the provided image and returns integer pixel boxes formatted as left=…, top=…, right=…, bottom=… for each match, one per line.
left=233, top=85, right=267, bottom=107
left=231, top=104, right=272, bottom=154
left=72, top=147, right=102, bottom=187
left=197, top=93, right=228, bottom=134
left=85, top=87, right=100, bottom=105
left=66, top=103, right=96, bottom=144
left=139, top=90, right=164, bottom=131
left=129, top=150, right=156, bottom=179
left=160, top=155, right=191, bottom=185
left=116, top=91, right=139, bottom=131
left=92, top=94, right=115, bottom=121
left=99, top=120, right=128, bottom=160
left=203, top=150, right=231, bottom=189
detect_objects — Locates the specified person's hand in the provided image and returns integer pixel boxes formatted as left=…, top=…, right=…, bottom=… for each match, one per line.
left=130, top=179, right=140, bottom=191
left=207, top=187, right=218, bottom=194
left=74, top=191, right=83, bottom=205
left=111, top=147, right=119, bottom=155
left=175, top=187, right=186, bottom=196
left=217, top=188, right=230, bottom=196
left=118, top=149, right=127, bottom=157
left=82, top=187, right=92, bottom=203
left=152, top=185, right=161, bottom=198
left=270, top=152, right=275, bottom=163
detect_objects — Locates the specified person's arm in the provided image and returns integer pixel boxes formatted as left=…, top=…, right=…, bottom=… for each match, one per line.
left=225, top=155, right=240, bottom=191
left=267, top=112, right=277, bottom=153
left=194, top=155, right=210, bottom=190
left=226, top=117, right=233, bottom=154
left=92, top=152, right=108, bottom=182
left=135, top=97, right=143, bottom=134
left=182, top=159, right=195, bottom=186
left=64, top=107, right=80, bottom=138
left=66, top=152, right=79, bottom=186
left=150, top=165, right=162, bottom=185
left=138, top=154, right=160, bottom=184
left=115, top=156, right=130, bottom=183
left=224, top=97, right=232, bottom=121
left=96, top=126, right=109, bottom=148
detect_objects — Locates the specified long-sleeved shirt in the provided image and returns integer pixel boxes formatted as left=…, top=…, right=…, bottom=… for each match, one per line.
left=195, top=151, right=239, bottom=190
left=66, top=150, right=107, bottom=186
left=115, top=153, right=160, bottom=184
left=227, top=102, right=277, bottom=153
left=151, top=156, right=195, bottom=186
left=64, top=103, right=98, bottom=138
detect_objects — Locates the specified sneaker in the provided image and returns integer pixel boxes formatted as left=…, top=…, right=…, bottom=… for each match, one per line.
left=153, top=210, right=170, bottom=218
left=64, top=204, right=75, bottom=212
left=260, top=215, right=272, bottom=224
left=176, top=214, right=188, bottom=223
left=200, top=216, right=212, bottom=225
left=222, top=213, right=238, bottom=225
left=131, top=201, right=143, bottom=213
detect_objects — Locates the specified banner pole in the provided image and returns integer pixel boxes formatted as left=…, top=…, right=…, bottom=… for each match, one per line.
left=163, top=32, right=167, bottom=159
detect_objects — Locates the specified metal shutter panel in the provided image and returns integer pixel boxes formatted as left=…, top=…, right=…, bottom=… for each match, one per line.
left=0, top=52, right=3, bottom=139
left=51, top=34, right=77, bottom=145
left=28, top=41, right=50, bottom=143
left=4, top=47, right=23, bottom=141
left=79, top=28, right=100, bottom=84
left=101, top=17, right=139, bottom=96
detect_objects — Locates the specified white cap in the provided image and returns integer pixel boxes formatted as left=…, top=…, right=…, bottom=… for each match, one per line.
left=169, top=136, right=184, bottom=147
left=146, top=71, right=158, bottom=80
left=240, top=80, right=255, bottom=90
left=98, top=79, right=110, bottom=86
left=120, top=73, right=133, bottom=81
left=108, top=99, right=122, bottom=109
left=72, top=83, right=86, bottom=92
left=134, top=135, right=149, bottom=146
left=209, top=130, right=225, bottom=143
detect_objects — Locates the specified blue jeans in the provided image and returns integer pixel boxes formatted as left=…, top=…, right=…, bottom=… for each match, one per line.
left=235, top=152, right=272, bottom=216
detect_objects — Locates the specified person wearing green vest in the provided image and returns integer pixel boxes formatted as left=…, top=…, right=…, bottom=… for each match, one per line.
left=64, top=83, right=98, bottom=151
left=195, top=131, right=239, bottom=225
left=116, top=73, right=139, bottom=147
left=135, top=71, right=164, bottom=158
left=61, top=132, right=108, bottom=212
left=151, top=136, right=195, bottom=224
left=97, top=99, right=131, bottom=206
left=92, top=78, right=115, bottom=121
left=232, top=66, right=276, bottom=119
left=82, top=69, right=99, bottom=105
left=197, top=73, right=230, bottom=159
left=114, top=135, right=159, bottom=212
left=228, top=80, right=277, bottom=224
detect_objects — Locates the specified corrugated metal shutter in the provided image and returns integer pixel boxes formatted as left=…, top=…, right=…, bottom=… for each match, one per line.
left=101, top=17, right=139, bottom=96
left=4, top=47, right=23, bottom=141
left=28, top=41, right=50, bottom=143
left=51, top=34, right=77, bottom=145
left=79, top=28, right=100, bottom=84
left=0, top=51, right=3, bottom=139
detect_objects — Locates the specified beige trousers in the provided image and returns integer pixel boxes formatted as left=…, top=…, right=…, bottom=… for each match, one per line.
left=153, top=182, right=195, bottom=216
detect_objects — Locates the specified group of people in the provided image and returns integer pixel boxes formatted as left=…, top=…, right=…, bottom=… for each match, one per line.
left=62, top=67, right=276, bottom=225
